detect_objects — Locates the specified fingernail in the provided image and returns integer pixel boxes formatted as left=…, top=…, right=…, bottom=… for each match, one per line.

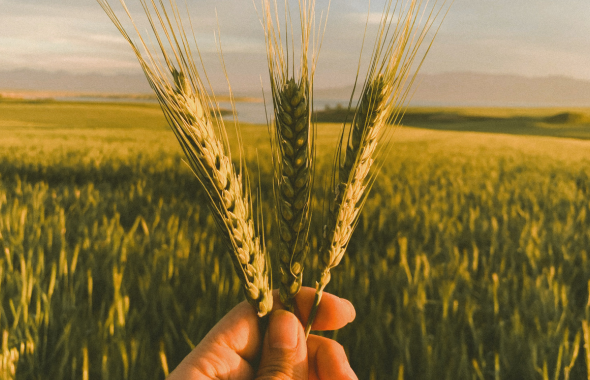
left=340, top=299, right=356, bottom=323
left=269, top=310, right=299, bottom=349
left=343, top=360, right=358, bottom=380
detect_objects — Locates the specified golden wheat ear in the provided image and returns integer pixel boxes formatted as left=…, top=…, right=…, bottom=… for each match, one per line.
left=96, top=0, right=273, bottom=316
left=305, top=0, right=451, bottom=338
left=259, top=0, right=326, bottom=312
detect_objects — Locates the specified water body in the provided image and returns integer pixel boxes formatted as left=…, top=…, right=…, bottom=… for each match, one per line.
left=217, top=99, right=350, bottom=125
left=56, top=96, right=350, bottom=125
left=57, top=96, right=158, bottom=104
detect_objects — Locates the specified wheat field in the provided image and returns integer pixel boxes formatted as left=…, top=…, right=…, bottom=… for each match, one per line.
left=1, top=100, right=590, bottom=379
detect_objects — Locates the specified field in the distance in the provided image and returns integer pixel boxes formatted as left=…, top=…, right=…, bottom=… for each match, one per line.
left=2, top=100, right=590, bottom=379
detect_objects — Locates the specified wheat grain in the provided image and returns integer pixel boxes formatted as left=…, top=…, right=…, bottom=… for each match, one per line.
left=96, top=0, right=273, bottom=316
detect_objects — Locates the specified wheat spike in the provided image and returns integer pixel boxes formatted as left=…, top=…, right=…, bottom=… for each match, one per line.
left=322, top=75, right=389, bottom=274
left=275, top=78, right=312, bottom=311
left=168, top=70, right=272, bottom=316
left=305, top=0, right=449, bottom=337
left=260, top=0, right=323, bottom=311
left=96, top=0, right=273, bottom=316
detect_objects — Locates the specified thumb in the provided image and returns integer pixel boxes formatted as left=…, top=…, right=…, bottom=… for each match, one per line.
left=256, top=310, right=308, bottom=380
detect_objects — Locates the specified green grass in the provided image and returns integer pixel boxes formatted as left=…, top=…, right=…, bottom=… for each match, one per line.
left=2, top=100, right=590, bottom=379
left=316, top=105, right=590, bottom=140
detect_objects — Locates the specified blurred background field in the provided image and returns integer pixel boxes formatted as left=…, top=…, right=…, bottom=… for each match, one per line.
left=2, top=100, right=590, bottom=379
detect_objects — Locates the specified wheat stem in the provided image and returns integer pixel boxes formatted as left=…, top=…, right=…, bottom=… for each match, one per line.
left=304, top=270, right=329, bottom=339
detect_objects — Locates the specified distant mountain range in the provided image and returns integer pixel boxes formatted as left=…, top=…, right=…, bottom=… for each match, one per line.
left=0, top=69, right=152, bottom=95
left=315, top=72, right=590, bottom=107
left=1, top=69, right=590, bottom=107
left=410, top=72, right=590, bottom=107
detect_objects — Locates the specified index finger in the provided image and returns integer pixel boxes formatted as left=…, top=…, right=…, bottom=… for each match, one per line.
left=272, top=287, right=356, bottom=331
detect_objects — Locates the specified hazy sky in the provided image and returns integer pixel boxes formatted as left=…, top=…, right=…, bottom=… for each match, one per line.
left=1, top=0, right=589, bottom=91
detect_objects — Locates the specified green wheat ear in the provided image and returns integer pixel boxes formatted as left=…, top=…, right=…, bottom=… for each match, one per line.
left=260, top=0, right=324, bottom=312
left=275, top=78, right=311, bottom=310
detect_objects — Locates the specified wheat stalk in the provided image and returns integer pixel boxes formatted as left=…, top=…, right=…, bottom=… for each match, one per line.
left=1, top=331, right=19, bottom=380
left=96, top=0, right=273, bottom=316
left=259, top=0, right=325, bottom=311
left=305, top=0, right=449, bottom=337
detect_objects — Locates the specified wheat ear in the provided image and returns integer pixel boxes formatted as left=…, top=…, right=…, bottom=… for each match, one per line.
left=260, top=0, right=324, bottom=312
left=304, top=76, right=389, bottom=337
left=273, top=78, right=312, bottom=311
left=97, top=0, right=273, bottom=316
left=305, top=0, right=449, bottom=337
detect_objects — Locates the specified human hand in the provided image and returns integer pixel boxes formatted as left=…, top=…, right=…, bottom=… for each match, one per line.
left=168, top=286, right=358, bottom=380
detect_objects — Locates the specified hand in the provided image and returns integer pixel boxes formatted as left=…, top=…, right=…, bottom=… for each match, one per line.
left=168, top=287, right=358, bottom=380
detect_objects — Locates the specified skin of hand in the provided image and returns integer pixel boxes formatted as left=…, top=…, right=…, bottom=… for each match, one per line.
left=168, top=286, right=358, bottom=380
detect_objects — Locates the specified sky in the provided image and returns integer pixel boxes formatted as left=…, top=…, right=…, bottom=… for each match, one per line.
left=1, top=0, right=590, bottom=92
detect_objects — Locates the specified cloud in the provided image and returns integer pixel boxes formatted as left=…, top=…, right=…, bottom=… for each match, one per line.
left=2, top=0, right=590, bottom=87
left=346, top=12, right=399, bottom=26
left=420, top=35, right=590, bottom=82
left=0, top=0, right=267, bottom=74
left=88, top=34, right=128, bottom=45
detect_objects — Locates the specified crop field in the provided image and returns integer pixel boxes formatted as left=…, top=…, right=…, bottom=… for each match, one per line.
left=2, top=100, right=590, bottom=379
